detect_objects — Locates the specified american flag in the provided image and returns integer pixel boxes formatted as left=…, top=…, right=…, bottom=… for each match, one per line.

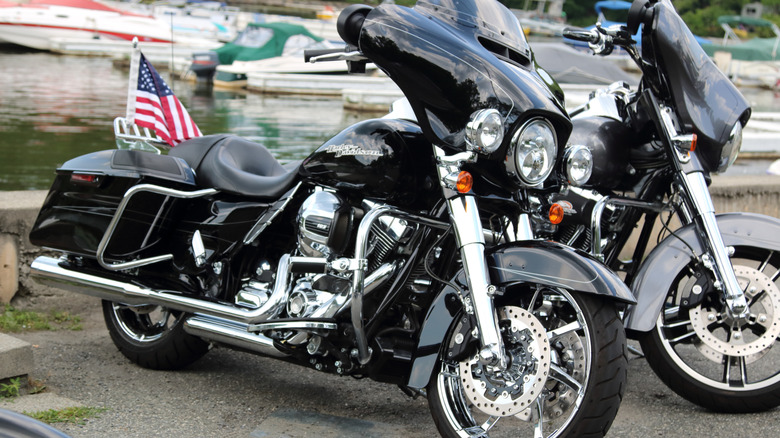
left=134, top=53, right=201, bottom=146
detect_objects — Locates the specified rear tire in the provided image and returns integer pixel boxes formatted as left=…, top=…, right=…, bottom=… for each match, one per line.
left=102, top=300, right=209, bottom=370
left=427, top=288, right=627, bottom=438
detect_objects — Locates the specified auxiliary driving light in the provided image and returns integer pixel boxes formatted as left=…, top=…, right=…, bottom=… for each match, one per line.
left=466, top=109, right=504, bottom=154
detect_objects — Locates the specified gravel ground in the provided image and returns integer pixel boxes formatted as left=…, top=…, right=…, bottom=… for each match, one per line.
left=4, top=290, right=780, bottom=437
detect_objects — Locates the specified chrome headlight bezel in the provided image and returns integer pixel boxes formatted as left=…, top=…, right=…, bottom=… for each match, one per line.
left=506, top=117, right=558, bottom=186
left=564, top=144, right=593, bottom=187
left=465, top=108, right=504, bottom=154
left=717, top=122, right=743, bottom=173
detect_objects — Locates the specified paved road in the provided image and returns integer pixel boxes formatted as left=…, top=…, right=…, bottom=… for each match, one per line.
left=4, top=291, right=780, bottom=437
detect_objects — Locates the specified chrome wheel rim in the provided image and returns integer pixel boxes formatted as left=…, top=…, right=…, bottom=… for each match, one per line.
left=111, top=303, right=176, bottom=343
left=435, top=288, right=591, bottom=437
left=656, top=250, right=780, bottom=392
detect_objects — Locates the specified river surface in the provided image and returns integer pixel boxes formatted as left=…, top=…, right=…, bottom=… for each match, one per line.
left=0, top=47, right=362, bottom=191
left=2, top=47, right=780, bottom=191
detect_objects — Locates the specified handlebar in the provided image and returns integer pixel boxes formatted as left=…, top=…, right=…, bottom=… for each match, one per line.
left=562, top=27, right=600, bottom=44
left=303, top=48, right=345, bottom=63
left=563, top=25, right=635, bottom=57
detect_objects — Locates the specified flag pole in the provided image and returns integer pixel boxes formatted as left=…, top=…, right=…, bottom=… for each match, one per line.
left=126, top=37, right=141, bottom=127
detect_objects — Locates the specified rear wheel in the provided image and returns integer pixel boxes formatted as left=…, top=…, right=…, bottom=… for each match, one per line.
left=428, top=287, right=627, bottom=438
left=639, top=245, right=780, bottom=412
left=102, top=300, right=209, bottom=370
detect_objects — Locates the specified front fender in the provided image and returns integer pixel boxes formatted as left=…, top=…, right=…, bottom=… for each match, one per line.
left=624, top=212, right=780, bottom=333
left=486, top=240, right=635, bottom=303
left=406, top=240, right=634, bottom=389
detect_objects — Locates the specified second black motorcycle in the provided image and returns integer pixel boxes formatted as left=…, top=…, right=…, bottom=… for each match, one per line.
left=532, top=0, right=780, bottom=413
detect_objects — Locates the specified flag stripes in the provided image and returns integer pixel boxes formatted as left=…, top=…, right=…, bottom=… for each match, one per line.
left=132, top=53, right=202, bottom=146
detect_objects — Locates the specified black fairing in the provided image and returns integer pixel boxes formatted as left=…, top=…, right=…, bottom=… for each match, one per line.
left=300, top=118, right=430, bottom=206
left=644, top=0, right=750, bottom=172
left=357, top=0, right=571, bottom=152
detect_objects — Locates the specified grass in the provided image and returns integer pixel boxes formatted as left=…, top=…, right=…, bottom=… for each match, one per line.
left=0, top=305, right=82, bottom=332
left=25, top=407, right=107, bottom=425
left=0, top=377, right=21, bottom=398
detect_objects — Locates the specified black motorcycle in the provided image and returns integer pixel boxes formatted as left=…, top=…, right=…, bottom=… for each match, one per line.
left=28, top=1, right=634, bottom=436
left=531, top=0, right=780, bottom=413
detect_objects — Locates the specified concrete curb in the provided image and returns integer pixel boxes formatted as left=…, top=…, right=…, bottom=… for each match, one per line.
left=0, top=333, right=33, bottom=382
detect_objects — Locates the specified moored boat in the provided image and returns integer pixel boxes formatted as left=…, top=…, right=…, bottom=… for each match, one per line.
left=704, top=15, right=780, bottom=88
left=0, top=0, right=215, bottom=51
left=190, top=21, right=327, bottom=84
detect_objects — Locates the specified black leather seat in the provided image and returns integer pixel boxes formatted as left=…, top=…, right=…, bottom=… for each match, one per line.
left=169, top=134, right=301, bottom=198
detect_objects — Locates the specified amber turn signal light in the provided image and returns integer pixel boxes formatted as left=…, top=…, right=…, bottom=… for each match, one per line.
left=549, top=203, right=564, bottom=225
left=457, top=171, right=473, bottom=193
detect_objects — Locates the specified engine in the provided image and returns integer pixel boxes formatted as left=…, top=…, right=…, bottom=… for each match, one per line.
left=297, top=191, right=353, bottom=258
left=236, top=191, right=414, bottom=324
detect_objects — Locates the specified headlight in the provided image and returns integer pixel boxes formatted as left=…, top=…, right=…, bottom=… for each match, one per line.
left=564, top=145, right=593, bottom=187
left=465, top=109, right=504, bottom=154
left=506, top=118, right=557, bottom=186
left=717, top=122, right=743, bottom=173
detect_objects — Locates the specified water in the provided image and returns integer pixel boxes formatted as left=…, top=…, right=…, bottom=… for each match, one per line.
left=2, top=48, right=780, bottom=191
left=0, top=48, right=360, bottom=191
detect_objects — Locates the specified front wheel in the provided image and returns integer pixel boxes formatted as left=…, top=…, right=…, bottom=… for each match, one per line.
left=428, top=288, right=627, bottom=438
left=102, top=300, right=209, bottom=370
left=639, top=245, right=780, bottom=412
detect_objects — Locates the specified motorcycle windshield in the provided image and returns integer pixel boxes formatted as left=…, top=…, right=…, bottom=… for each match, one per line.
left=358, top=0, right=570, bottom=151
left=650, top=0, right=750, bottom=167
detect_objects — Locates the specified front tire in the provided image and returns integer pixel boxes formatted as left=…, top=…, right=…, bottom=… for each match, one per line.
left=102, top=300, right=209, bottom=370
left=427, top=288, right=627, bottom=438
left=638, top=245, right=780, bottom=412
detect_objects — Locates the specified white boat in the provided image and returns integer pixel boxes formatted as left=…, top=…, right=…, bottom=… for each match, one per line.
left=132, top=1, right=244, bottom=43
left=214, top=43, right=378, bottom=88
left=0, top=0, right=216, bottom=51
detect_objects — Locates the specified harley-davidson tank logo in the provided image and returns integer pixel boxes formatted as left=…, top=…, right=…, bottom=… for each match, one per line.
left=556, top=200, right=577, bottom=215
left=325, top=144, right=383, bottom=158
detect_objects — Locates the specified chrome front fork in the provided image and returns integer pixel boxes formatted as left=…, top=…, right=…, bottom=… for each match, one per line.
left=434, top=147, right=508, bottom=370
left=656, top=100, right=748, bottom=318
left=680, top=171, right=749, bottom=317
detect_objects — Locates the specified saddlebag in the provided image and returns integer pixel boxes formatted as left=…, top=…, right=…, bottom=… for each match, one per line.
left=29, top=149, right=198, bottom=260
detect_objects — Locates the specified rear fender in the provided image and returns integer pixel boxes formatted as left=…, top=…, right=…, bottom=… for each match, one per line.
left=406, top=240, right=635, bottom=389
left=624, top=213, right=780, bottom=333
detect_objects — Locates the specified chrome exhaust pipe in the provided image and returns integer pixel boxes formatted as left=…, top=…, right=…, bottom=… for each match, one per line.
left=183, top=316, right=287, bottom=358
left=30, top=255, right=399, bottom=326
left=30, top=255, right=294, bottom=324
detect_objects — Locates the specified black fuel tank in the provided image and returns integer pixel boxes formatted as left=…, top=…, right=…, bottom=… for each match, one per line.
left=300, top=118, right=428, bottom=205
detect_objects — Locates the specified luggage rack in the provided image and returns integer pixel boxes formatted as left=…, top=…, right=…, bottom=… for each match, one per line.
left=96, top=183, right=218, bottom=271
left=113, top=117, right=169, bottom=152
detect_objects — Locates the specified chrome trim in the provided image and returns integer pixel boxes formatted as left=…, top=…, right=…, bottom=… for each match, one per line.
left=192, top=230, right=206, bottom=267
left=243, top=182, right=301, bottom=244
left=113, top=116, right=168, bottom=149
left=183, top=316, right=287, bottom=358
left=247, top=320, right=337, bottom=332
left=516, top=213, right=535, bottom=241
left=435, top=145, right=507, bottom=369
left=681, top=171, right=748, bottom=316
left=506, top=117, right=558, bottom=187
left=590, top=196, right=610, bottom=260
left=570, top=93, right=622, bottom=121
left=96, top=184, right=218, bottom=271
left=465, top=108, right=504, bottom=154
left=350, top=205, right=449, bottom=365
